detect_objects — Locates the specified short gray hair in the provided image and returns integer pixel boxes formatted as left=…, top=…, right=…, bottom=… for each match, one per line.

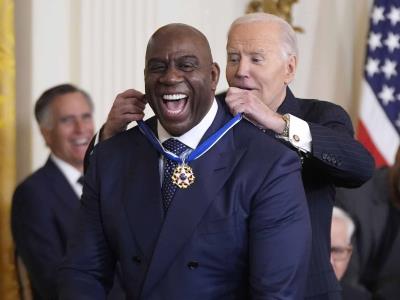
left=229, top=12, right=298, bottom=60
left=332, top=206, right=355, bottom=245
left=35, top=83, right=93, bottom=129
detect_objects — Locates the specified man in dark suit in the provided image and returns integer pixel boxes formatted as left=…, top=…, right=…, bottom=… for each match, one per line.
left=336, top=146, right=400, bottom=299
left=58, top=23, right=312, bottom=299
left=330, top=207, right=371, bottom=300
left=98, top=13, right=374, bottom=300
left=11, top=84, right=124, bottom=300
left=221, top=13, right=374, bottom=299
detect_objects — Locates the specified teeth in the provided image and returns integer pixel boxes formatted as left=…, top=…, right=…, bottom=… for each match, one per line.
left=162, top=94, right=187, bottom=101
left=72, top=138, right=89, bottom=146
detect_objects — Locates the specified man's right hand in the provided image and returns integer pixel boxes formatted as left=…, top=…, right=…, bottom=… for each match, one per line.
left=101, top=89, right=147, bottom=141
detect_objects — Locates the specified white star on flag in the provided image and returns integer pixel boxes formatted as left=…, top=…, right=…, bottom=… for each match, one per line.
left=366, top=57, right=381, bottom=77
left=381, top=59, right=397, bottom=79
left=368, top=32, right=383, bottom=51
left=387, top=6, right=400, bottom=26
left=384, top=32, right=400, bottom=52
left=358, top=0, right=400, bottom=167
left=378, top=84, right=395, bottom=105
left=372, top=6, right=385, bottom=24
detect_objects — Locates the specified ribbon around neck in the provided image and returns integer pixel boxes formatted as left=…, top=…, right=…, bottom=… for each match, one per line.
left=137, top=113, right=242, bottom=164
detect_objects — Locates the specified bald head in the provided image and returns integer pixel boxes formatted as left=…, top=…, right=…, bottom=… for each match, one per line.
left=144, top=23, right=220, bottom=136
left=146, top=23, right=213, bottom=63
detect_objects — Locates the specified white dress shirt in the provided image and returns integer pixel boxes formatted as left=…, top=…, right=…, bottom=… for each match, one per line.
left=51, top=154, right=83, bottom=198
left=157, top=99, right=218, bottom=183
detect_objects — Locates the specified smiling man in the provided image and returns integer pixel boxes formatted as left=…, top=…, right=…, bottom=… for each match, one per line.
left=222, top=13, right=374, bottom=300
left=11, top=84, right=95, bottom=299
left=58, top=24, right=311, bottom=299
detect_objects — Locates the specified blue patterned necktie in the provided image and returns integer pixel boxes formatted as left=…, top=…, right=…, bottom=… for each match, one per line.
left=161, top=138, right=190, bottom=212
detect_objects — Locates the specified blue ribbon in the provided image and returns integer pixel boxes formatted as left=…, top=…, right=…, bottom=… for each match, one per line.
left=137, top=113, right=242, bottom=164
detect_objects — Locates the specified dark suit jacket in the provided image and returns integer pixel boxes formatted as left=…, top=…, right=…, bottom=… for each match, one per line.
left=275, top=89, right=374, bottom=299
left=336, top=168, right=400, bottom=299
left=59, top=100, right=312, bottom=299
left=216, top=89, right=374, bottom=299
left=11, top=158, right=125, bottom=300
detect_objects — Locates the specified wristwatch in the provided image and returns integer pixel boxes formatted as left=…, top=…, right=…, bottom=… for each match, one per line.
left=281, top=114, right=290, bottom=137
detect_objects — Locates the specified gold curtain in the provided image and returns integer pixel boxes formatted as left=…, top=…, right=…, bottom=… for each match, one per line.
left=0, top=0, right=19, bottom=298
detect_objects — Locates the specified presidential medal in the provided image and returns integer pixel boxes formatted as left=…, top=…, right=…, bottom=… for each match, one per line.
left=172, top=164, right=195, bottom=189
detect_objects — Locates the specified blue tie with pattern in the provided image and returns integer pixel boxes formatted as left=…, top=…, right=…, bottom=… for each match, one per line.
left=161, top=138, right=190, bottom=212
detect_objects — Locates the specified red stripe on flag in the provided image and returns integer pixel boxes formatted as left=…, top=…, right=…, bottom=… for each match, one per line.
left=357, top=120, right=387, bottom=168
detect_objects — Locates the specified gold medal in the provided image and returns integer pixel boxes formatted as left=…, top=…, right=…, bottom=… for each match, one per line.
left=172, top=164, right=195, bottom=189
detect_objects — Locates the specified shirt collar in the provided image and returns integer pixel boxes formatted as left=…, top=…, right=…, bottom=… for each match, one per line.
left=157, top=98, right=218, bottom=149
left=50, top=154, right=82, bottom=186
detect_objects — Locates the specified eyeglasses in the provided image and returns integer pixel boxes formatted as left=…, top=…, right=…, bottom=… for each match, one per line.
left=331, top=246, right=352, bottom=261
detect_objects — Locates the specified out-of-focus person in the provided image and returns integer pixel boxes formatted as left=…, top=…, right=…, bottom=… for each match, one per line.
left=330, top=207, right=372, bottom=299
left=11, top=84, right=124, bottom=300
left=336, top=146, right=400, bottom=300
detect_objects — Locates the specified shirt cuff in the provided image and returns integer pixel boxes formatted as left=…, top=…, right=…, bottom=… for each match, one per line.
left=278, top=114, right=312, bottom=153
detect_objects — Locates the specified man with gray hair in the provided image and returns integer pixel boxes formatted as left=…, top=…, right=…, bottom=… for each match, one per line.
left=330, top=207, right=355, bottom=281
left=11, top=84, right=124, bottom=299
left=330, top=207, right=371, bottom=299
left=223, top=12, right=374, bottom=299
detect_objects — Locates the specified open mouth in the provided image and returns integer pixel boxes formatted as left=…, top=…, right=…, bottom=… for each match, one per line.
left=161, top=93, right=188, bottom=118
left=71, top=137, right=90, bottom=148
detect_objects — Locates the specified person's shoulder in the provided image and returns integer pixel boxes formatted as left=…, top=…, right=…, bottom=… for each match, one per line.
left=96, top=117, right=156, bottom=154
left=14, top=163, right=49, bottom=193
left=296, top=96, right=349, bottom=119
left=234, top=119, right=298, bottom=161
left=341, top=282, right=372, bottom=300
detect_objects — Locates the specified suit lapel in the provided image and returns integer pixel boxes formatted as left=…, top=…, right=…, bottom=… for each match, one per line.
left=141, top=103, right=246, bottom=297
left=121, top=119, right=165, bottom=260
left=43, top=158, right=80, bottom=210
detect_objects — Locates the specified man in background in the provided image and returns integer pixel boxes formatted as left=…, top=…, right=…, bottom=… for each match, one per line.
left=336, top=146, right=400, bottom=299
left=330, top=207, right=371, bottom=299
left=11, top=84, right=124, bottom=299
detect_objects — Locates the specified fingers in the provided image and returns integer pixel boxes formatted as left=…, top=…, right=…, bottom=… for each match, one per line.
left=111, top=89, right=147, bottom=120
left=102, top=89, right=147, bottom=140
left=225, top=87, right=252, bottom=116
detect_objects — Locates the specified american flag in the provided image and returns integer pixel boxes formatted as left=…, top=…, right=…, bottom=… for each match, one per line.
left=357, top=0, right=400, bottom=167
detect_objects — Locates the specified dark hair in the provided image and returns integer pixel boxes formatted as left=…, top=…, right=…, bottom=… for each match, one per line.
left=34, top=83, right=93, bottom=126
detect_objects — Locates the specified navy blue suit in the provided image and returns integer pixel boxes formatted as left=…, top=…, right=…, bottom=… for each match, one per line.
left=59, top=101, right=312, bottom=299
left=12, top=158, right=124, bottom=300
left=274, top=89, right=374, bottom=299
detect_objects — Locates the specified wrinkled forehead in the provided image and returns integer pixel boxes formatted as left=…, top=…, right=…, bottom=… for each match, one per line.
left=227, top=22, right=281, bottom=51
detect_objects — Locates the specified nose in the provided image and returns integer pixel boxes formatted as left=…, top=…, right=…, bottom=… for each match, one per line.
left=235, top=59, right=250, bottom=79
left=73, top=118, right=85, bottom=133
left=159, top=66, right=183, bottom=85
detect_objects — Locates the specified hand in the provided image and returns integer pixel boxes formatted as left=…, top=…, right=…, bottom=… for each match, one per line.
left=101, top=89, right=147, bottom=141
left=225, top=87, right=286, bottom=134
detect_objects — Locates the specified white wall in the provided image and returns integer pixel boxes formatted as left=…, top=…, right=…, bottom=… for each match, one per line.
left=15, top=0, right=374, bottom=181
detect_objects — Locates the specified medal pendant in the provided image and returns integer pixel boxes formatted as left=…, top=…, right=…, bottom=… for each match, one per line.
left=172, top=164, right=195, bottom=189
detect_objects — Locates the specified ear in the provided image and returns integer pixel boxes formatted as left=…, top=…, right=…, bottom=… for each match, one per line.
left=40, top=126, right=52, bottom=148
left=210, top=62, right=220, bottom=92
left=284, top=55, right=297, bottom=85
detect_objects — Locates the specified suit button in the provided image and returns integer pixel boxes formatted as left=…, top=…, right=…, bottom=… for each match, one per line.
left=132, top=256, right=142, bottom=264
left=187, top=261, right=199, bottom=270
